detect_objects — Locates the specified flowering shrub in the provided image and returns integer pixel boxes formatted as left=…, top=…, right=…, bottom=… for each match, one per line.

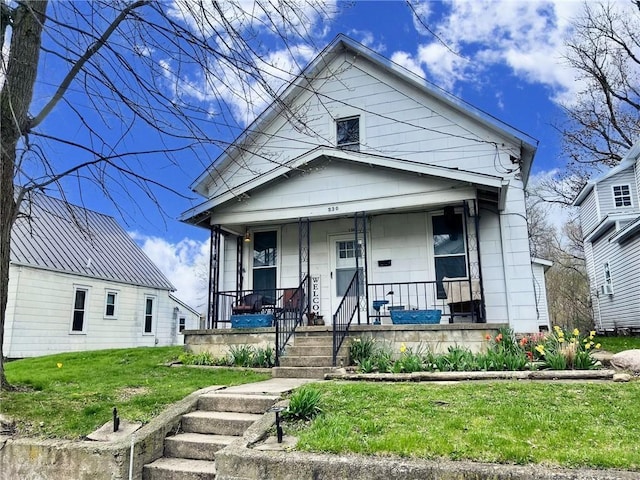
left=349, top=326, right=601, bottom=373
left=532, top=326, right=600, bottom=370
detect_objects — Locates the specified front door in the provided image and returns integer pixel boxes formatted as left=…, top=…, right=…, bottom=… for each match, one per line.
left=329, top=234, right=364, bottom=315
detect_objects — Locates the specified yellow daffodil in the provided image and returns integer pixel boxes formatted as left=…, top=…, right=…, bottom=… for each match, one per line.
left=583, top=338, right=589, bottom=343
left=558, top=337, right=564, bottom=343
left=585, top=343, right=591, bottom=349
left=554, top=325, right=561, bottom=332
left=595, top=343, right=601, bottom=349
left=573, top=328, right=580, bottom=336
left=400, top=343, right=407, bottom=353
left=535, top=344, right=545, bottom=355
left=56, top=363, right=63, bottom=368
left=590, top=331, right=596, bottom=337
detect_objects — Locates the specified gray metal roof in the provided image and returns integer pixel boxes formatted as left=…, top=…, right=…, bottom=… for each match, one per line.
left=11, top=192, right=175, bottom=291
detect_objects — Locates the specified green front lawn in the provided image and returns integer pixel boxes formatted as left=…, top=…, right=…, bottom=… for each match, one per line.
left=597, top=335, right=640, bottom=353
left=0, top=347, right=270, bottom=439
left=292, top=381, right=640, bottom=470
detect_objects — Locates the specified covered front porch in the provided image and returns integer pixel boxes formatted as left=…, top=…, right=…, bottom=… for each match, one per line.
left=202, top=197, right=493, bottom=365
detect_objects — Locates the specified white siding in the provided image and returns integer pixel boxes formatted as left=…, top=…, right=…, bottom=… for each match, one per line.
left=207, top=54, right=522, bottom=200
left=211, top=160, right=474, bottom=225
left=579, top=189, right=600, bottom=236
left=531, top=263, right=550, bottom=330
left=597, top=168, right=637, bottom=215
left=590, top=231, right=640, bottom=330
left=4, top=265, right=186, bottom=358
left=496, top=181, right=539, bottom=332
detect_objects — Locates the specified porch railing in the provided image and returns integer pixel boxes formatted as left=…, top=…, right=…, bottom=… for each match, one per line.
left=332, top=270, right=360, bottom=366
left=367, top=279, right=484, bottom=324
left=275, top=275, right=309, bottom=366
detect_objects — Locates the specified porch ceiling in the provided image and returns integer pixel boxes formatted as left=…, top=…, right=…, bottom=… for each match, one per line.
left=181, top=147, right=507, bottom=228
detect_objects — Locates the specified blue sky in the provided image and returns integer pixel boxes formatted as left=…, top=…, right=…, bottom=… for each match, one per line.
left=26, top=0, right=626, bottom=309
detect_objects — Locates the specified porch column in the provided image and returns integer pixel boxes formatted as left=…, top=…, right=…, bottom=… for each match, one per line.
left=465, top=199, right=486, bottom=322
left=298, top=217, right=311, bottom=311
left=354, top=211, right=369, bottom=325
left=208, top=225, right=222, bottom=329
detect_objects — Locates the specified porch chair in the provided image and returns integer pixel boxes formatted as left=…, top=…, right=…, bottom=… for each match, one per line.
left=443, top=277, right=482, bottom=323
left=231, top=293, right=263, bottom=315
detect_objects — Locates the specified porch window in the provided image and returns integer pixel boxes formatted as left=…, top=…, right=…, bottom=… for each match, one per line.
left=432, top=212, right=467, bottom=298
left=253, top=230, right=277, bottom=302
left=613, top=185, right=632, bottom=207
left=335, top=240, right=364, bottom=296
left=71, top=287, right=88, bottom=332
left=336, top=117, right=359, bottom=151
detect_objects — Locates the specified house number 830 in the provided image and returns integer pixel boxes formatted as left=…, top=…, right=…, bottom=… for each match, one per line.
left=328, top=206, right=339, bottom=212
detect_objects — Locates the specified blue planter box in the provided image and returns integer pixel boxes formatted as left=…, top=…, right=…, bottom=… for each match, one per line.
left=390, top=309, right=441, bottom=324
left=231, top=314, right=275, bottom=329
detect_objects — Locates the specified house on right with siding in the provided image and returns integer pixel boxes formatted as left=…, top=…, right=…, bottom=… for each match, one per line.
left=574, top=141, right=640, bottom=333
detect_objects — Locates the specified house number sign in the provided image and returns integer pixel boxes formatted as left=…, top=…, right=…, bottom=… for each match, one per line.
left=327, top=206, right=339, bottom=212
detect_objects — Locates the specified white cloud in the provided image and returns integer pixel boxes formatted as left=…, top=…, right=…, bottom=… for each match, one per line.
left=130, top=232, right=210, bottom=313
left=397, top=0, right=589, bottom=103
left=164, top=0, right=338, bottom=125
left=390, top=51, right=425, bottom=79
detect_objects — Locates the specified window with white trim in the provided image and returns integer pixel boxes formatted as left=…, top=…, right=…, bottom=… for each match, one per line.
left=336, top=117, right=360, bottom=151
left=105, top=291, right=118, bottom=318
left=613, top=184, right=632, bottom=207
left=432, top=210, right=468, bottom=299
left=179, top=317, right=186, bottom=332
left=71, top=287, right=88, bottom=332
left=144, top=296, right=155, bottom=334
left=253, top=230, right=277, bottom=303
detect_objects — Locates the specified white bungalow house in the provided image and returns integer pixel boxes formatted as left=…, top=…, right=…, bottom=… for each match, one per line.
left=573, top=141, right=640, bottom=333
left=180, top=35, right=548, bottom=357
left=3, top=192, right=201, bottom=358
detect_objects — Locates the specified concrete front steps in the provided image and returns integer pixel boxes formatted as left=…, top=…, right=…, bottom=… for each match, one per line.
left=143, top=392, right=280, bottom=480
left=273, top=328, right=349, bottom=379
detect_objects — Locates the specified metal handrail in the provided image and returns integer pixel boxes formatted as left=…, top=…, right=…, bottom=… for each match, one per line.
left=274, top=275, right=309, bottom=366
left=332, top=270, right=360, bottom=366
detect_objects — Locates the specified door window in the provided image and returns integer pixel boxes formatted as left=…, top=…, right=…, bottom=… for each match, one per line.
left=253, top=231, right=277, bottom=302
left=433, top=212, right=467, bottom=298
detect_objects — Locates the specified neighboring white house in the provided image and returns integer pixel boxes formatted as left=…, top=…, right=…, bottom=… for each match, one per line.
left=531, top=258, right=552, bottom=332
left=574, top=141, right=640, bottom=333
left=4, top=192, right=201, bottom=358
left=181, top=35, right=549, bottom=334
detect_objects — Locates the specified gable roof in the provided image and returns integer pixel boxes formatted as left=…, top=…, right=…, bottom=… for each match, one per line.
left=189, top=34, right=538, bottom=198
left=573, top=140, right=640, bottom=206
left=180, top=146, right=508, bottom=225
left=11, top=192, right=175, bottom=291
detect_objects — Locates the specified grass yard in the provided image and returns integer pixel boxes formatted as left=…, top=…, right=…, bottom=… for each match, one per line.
left=292, top=381, right=640, bottom=471
left=0, top=346, right=270, bottom=439
left=597, top=335, right=640, bottom=353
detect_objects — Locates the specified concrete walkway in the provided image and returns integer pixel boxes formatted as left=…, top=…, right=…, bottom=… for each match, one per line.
left=221, top=377, right=318, bottom=394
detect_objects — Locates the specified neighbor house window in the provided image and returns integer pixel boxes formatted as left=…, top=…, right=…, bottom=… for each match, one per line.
left=613, top=185, right=632, bottom=207
left=432, top=210, right=467, bottom=299
left=253, top=230, right=277, bottom=303
left=144, top=296, right=155, bottom=334
left=336, top=117, right=360, bottom=151
left=179, top=317, right=186, bottom=332
left=105, top=291, right=118, bottom=318
left=71, top=287, right=89, bottom=332
left=603, top=262, right=614, bottom=294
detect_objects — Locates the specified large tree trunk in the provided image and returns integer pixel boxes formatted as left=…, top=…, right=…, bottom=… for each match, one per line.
left=0, top=0, right=48, bottom=390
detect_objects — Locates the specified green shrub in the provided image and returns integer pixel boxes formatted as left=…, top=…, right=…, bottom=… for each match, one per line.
left=284, top=386, right=323, bottom=421
left=349, top=337, right=377, bottom=365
